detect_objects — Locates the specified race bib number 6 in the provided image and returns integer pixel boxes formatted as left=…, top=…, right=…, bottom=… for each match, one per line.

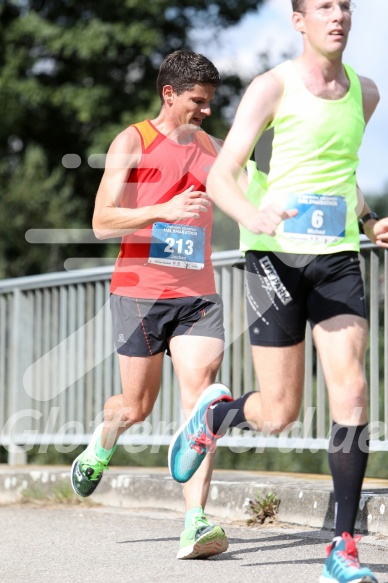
left=283, top=193, right=347, bottom=243
left=148, top=222, right=205, bottom=269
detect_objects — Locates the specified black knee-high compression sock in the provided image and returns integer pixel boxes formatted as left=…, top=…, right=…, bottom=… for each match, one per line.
left=328, top=422, right=369, bottom=538
left=207, top=392, right=256, bottom=436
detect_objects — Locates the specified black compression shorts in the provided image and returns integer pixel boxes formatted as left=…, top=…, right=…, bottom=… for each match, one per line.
left=245, top=250, right=366, bottom=347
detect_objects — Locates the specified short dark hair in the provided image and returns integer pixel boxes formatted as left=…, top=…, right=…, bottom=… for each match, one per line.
left=292, top=0, right=305, bottom=11
left=157, top=50, right=221, bottom=103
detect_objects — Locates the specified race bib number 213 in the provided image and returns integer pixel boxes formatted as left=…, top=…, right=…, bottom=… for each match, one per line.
left=148, top=222, right=205, bottom=269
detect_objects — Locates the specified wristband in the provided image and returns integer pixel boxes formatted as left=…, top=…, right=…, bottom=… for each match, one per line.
left=358, top=212, right=379, bottom=234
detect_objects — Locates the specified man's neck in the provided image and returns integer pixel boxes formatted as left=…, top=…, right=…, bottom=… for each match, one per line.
left=293, top=55, right=349, bottom=100
left=151, top=114, right=199, bottom=145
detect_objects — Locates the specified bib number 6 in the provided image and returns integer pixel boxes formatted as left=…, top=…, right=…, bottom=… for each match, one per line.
left=311, top=209, right=324, bottom=229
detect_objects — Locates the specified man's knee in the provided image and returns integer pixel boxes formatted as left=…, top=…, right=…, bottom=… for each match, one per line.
left=261, top=416, right=299, bottom=435
left=104, top=402, right=150, bottom=427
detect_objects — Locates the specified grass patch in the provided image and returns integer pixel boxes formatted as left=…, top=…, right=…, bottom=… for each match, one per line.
left=20, top=479, right=96, bottom=505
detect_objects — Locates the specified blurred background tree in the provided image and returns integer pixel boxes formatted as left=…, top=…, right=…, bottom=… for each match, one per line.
left=2, top=0, right=386, bottom=279
left=0, top=0, right=266, bottom=278
left=1, top=1, right=388, bottom=474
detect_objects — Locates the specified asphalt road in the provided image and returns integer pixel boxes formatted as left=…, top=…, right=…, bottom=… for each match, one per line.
left=1, top=503, right=388, bottom=583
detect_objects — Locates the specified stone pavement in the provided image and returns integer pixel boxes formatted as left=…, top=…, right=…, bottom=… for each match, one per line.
left=0, top=465, right=388, bottom=536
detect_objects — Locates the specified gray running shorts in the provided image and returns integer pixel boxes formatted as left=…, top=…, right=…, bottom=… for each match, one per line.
left=110, top=293, right=224, bottom=357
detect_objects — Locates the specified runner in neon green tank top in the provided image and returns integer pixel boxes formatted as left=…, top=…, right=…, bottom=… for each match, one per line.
left=168, top=2, right=388, bottom=582
left=240, top=60, right=364, bottom=256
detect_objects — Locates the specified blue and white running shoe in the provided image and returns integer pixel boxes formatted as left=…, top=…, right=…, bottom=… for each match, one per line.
left=168, top=383, right=232, bottom=483
left=320, top=532, right=378, bottom=583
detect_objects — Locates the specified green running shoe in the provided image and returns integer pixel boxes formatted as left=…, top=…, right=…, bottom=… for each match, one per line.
left=177, top=515, right=229, bottom=560
left=71, top=423, right=111, bottom=497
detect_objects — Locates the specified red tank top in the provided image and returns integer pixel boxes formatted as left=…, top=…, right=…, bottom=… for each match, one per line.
left=110, top=120, right=218, bottom=299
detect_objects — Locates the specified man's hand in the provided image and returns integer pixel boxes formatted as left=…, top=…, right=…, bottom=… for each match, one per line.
left=372, top=217, right=388, bottom=248
left=243, top=204, right=299, bottom=236
left=157, top=185, right=211, bottom=222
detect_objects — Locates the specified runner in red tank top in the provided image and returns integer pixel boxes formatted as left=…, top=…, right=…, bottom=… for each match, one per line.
left=70, top=50, right=229, bottom=560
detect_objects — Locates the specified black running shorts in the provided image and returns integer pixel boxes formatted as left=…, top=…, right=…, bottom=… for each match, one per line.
left=110, top=293, right=224, bottom=357
left=245, top=250, right=367, bottom=347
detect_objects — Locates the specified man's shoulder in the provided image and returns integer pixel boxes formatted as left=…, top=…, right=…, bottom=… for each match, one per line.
left=111, top=124, right=146, bottom=150
left=358, top=74, right=379, bottom=96
left=358, top=75, right=380, bottom=120
left=106, top=124, right=143, bottom=157
left=251, top=60, right=288, bottom=85
left=247, top=64, right=285, bottom=101
left=344, top=64, right=379, bottom=95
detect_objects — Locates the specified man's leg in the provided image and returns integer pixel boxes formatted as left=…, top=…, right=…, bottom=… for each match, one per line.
left=169, top=341, right=306, bottom=485
left=243, top=342, right=305, bottom=432
left=313, top=314, right=377, bottom=582
left=209, top=342, right=305, bottom=435
left=314, top=313, right=369, bottom=537
left=169, top=334, right=228, bottom=559
left=102, top=352, right=164, bottom=446
left=232, top=250, right=306, bottom=433
left=71, top=352, right=163, bottom=497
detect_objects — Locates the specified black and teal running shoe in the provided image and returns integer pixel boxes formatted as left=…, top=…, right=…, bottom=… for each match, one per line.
left=168, top=383, right=232, bottom=483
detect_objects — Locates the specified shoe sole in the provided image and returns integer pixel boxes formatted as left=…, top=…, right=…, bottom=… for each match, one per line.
left=319, top=575, right=377, bottom=582
left=70, top=456, right=103, bottom=498
left=168, top=383, right=232, bottom=483
left=70, top=424, right=105, bottom=497
left=177, top=526, right=229, bottom=559
left=70, top=457, right=85, bottom=497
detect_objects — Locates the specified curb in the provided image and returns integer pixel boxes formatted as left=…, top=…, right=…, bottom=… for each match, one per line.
left=1, top=465, right=388, bottom=535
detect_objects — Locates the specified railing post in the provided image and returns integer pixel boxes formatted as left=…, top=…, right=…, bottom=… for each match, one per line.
left=7, top=288, right=28, bottom=465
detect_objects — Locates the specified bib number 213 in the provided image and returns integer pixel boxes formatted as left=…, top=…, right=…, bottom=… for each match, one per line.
left=148, top=222, right=205, bottom=269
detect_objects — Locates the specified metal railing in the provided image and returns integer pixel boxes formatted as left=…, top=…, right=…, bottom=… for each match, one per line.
left=1, top=243, right=388, bottom=463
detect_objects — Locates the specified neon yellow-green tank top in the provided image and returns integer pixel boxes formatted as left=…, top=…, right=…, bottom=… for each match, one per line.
left=240, top=60, right=365, bottom=255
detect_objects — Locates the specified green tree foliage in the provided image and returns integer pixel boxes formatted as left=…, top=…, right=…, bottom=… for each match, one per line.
left=0, top=0, right=263, bottom=278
